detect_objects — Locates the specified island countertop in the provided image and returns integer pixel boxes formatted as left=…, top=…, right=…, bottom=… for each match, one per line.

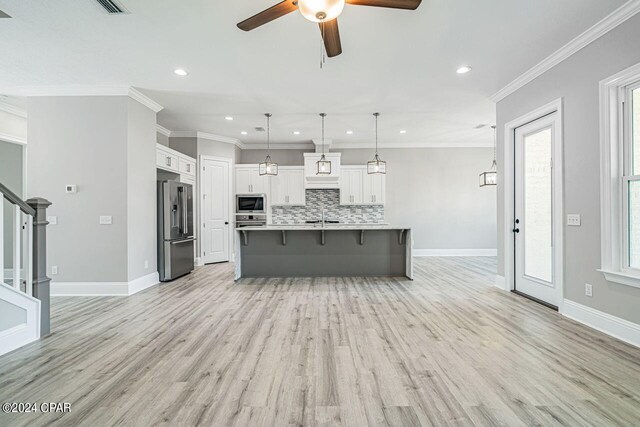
left=235, top=224, right=410, bottom=231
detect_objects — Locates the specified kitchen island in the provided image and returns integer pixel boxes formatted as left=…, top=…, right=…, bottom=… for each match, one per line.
left=234, top=225, right=412, bottom=280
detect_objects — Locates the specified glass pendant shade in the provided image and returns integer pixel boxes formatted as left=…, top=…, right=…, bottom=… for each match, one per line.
left=480, top=125, right=497, bottom=187
left=298, top=0, right=345, bottom=22
left=259, top=113, right=278, bottom=176
left=317, top=154, right=332, bottom=175
left=367, top=112, right=386, bottom=175
left=259, top=155, right=278, bottom=176
left=367, top=154, right=386, bottom=174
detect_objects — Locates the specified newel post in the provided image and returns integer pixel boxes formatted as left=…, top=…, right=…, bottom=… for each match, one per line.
left=26, top=197, right=52, bottom=337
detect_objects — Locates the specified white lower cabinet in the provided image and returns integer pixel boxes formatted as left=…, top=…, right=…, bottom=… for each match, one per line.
left=340, top=166, right=385, bottom=206
left=270, top=168, right=305, bottom=206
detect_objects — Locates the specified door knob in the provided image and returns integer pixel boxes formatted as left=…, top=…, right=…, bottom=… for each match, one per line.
left=225, top=222, right=229, bottom=225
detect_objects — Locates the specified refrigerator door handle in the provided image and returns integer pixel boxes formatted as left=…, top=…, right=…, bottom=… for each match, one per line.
left=182, top=187, right=188, bottom=235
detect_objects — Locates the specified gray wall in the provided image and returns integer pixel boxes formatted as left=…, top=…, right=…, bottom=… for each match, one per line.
left=27, top=96, right=158, bottom=284
left=239, top=149, right=312, bottom=165
left=496, top=13, right=640, bottom=323
left=337, top=148, right=497, bottom=250
left=169, top=137, right=197, bottom=158
left=126, top=98, right=158, bottom=281
left=0, top=141, right=24, bottom=268
left=156, top=131, right=169, bottom=147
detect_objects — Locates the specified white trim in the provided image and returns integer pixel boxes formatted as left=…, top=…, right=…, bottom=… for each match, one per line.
left=490, top=0, right=640, bottom=102
left=199, top=155, right=234, bottom=265
left=0, top=132, right=27, bottom=145
left=0, top=100, right=27, bottom=118
left=0, top=282, right=41, bottom=356
left=502, top=99, right=564, bottom=310
left=195, top=257, right=204, bottom=267
left=156, top=124, right=172, bottom=137
left=0, top=85, right=163, bottom=112
left=128, top=88, right=164, bottom=113
left=50, top=272, right=160, bottom=296
left=494, top=275, right=507, bottom=290
left=332, top=141, right=494, bottom=149
left=599, top=62, right=640, bottom=288
left=172, top=131, right=245, bottom=148
left=241, top=143, right=315, bottom=150
left=413, top=249, right=497, bottom=257
left=562, top=299, right=640, bottom=348
left=127, top=272, right=160, bottom=295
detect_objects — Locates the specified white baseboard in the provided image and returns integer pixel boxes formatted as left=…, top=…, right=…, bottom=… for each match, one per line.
left=0, top=324, right=39, bottom=357
left=51, top=272, right=160, bottom=296
left=195, top=257, right=204, bottom=267
left=413, top=249, right=497, bottom=257
left=494, top=275, right=507, bottom=290
left=127, top=272, right=160, bottom=295
left=562, top=299, right=640, bottom=348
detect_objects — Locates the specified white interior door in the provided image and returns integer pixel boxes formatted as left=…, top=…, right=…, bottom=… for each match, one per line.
left=514, top=113, right=560, bottom=307
left=202, top=158, right=230, bottom=264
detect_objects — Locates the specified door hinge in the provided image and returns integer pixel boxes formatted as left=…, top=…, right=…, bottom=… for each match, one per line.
left=203, top=223, right=206, bottom=228
left=203, top=194, right=206, bottom=199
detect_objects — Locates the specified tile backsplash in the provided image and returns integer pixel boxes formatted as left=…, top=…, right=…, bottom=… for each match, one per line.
left=271, top=189, right=385, bottom=224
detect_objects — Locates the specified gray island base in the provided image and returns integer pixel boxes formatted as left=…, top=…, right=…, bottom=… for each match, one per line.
left=234, top=225, right=413, bottom=280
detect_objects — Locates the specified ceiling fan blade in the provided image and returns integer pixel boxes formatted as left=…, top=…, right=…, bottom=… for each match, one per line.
left=345, top=0, right=421, bottom=10
left=319, top=18, right=342, bottom=58
left=237, top=0, right=298, bottom=31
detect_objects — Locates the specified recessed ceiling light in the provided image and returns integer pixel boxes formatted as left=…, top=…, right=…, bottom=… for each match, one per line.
left=225, top=116, right=234, bottom=121
left=399, top=130, right=407, bottom=134
left=241, top=131, right=248, bottom=135
left=346, top=130, right=353, bottom=135
left=456, top=65, right=472, bottom=74
left=293, top=131, right=300, bottom=135
left=174, top=68, right=188, bottom=76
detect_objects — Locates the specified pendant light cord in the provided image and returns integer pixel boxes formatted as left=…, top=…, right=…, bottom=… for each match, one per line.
left=321, top=113, right=325, bottom=156
left=320, top=19, right=326, bottom=69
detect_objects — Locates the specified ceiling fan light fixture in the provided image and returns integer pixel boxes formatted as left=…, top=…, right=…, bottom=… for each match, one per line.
left=298, top=0, right=345, bottom=23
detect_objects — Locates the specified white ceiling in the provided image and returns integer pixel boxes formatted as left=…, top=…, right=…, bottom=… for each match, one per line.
left=0, top=0, right=628, bottom=147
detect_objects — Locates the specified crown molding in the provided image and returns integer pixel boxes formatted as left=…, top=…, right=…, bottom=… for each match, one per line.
left=171, top=131, right=246, bottom=148
left=241, top=142, right=315, bottom=150
left=0, top=132, right=27, bottom=145
left=128, top=88, right=163, bottom=113
left=0, top=101, right=27, bottom=118
left=332, top=141, right=493, bottom=149
left=156, top=124, right=172, bottom=137
left=490, top=0, right=640, bottom=103
left=0, top=85, right=163, bottom=112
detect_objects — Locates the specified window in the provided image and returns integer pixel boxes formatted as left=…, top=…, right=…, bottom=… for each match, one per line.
left=626, top=85, right=640, bottom=269
left=600, top=63, right=640, bottom=288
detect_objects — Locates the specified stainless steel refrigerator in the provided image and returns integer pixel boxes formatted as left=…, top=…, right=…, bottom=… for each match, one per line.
left=157, top=180, right=194, bottom=281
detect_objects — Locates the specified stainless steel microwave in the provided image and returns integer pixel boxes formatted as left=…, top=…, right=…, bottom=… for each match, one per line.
left=236, top=194, right=266, bottom=213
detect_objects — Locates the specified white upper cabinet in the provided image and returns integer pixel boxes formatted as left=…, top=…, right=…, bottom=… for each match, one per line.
left=364, top=172, right=385, bottom=205
left=156, top=144, right=194, bottom=176
left=235, top=166, right=268, bottom=194
left=339, top=166, right=385, bottom=206
left=270, top=167, right=305, bottom=206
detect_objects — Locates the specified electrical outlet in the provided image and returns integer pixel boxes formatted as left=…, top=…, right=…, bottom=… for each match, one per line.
left=51, top=266, right=58, bottom=275
left=47, top=216, right=58, bottom=225
left=567, top=214, right=581, bottom=226
left=99, top=216, right=113, bottom=225
left=585, top=283, right=593, bottom=297
left=144, top=260, right=149, bottom=269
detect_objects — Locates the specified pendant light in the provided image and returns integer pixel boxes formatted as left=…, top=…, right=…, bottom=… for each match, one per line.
left=259, top=113, right=278, bottom=176
left=479, top=125, right=497, bottom=187
left=316, top=113, right=331, bottom=175
left=367, top=112, right=386, bottom=174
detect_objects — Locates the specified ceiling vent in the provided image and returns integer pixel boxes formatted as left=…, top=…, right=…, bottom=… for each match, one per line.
left=0, top=9, right=11, bottom=18
left=254, top=127, right=265, bottom=132
left=95, top=0, right=128, bottom=14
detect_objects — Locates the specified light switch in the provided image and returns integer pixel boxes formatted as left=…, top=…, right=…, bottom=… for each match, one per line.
left=567, top=214, right=581, bottom=226
left=47, top=216, right=58, bottom=225
left=51, top=266, right=58, bottom=275
left=99, top=216, right=113, bottom=225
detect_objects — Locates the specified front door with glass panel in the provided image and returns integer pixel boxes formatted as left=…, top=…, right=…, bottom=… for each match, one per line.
left=514, top=113, right=559, bottom=307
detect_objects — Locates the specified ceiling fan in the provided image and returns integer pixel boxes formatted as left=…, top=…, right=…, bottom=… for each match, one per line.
left=237, top=0, right=422, bottom=58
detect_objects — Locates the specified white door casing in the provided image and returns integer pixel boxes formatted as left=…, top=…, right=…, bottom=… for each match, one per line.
left=201, top=157, right=231, bottom=264
left=502, top=99, right=564, bottom=310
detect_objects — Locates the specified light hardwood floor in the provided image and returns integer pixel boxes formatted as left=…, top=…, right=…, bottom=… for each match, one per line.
left=0, top=257, right=639, bottom=426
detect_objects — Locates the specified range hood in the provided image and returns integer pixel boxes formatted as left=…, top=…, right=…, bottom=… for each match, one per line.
left=303, top=142, right=341, bottom=189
